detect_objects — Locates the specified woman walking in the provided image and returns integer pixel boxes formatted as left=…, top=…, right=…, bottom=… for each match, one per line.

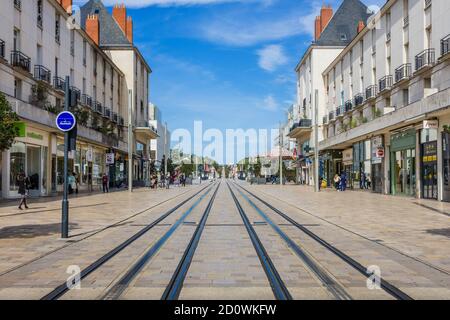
left=17, top=172, right=30, bottom=210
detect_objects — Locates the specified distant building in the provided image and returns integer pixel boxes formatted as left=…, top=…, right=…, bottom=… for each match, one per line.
left=149, top=103, right=170, bottom=166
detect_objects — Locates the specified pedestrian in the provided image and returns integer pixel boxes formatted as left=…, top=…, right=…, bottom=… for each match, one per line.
left=102, top=173, right=109, bottom=193
left=73, top=172, right=79, bottom=194
left=340, top=172, right=347, bottom=191
left=166, top=173, right=171, bottom=189
left=367, top=173, right=372, bottom=189
left=361, top=171, right=366, bottom=189
left=68, top=173, right=75, bottom=195
left=333, top=174, right=341, bottom=190
left=17, top=171, right=30, bottom=210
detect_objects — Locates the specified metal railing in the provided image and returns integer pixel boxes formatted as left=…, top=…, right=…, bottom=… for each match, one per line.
left=112, top=112, right=118, bottom=123
left=95, top=102, right=103, bottom=114
left=81, top=94, right=93, bottom=108
left=345, top=100, right=353, bottom=113
left=403, top=16, right=409, bottom=27
left=11, top=51, right=31, bottom=72
left=336, top=105, right=344, bottom=117
left=441, top=34, right=450, bottom=57
left=53, top=76, right=65, bottom=91
left=415, top=48, right=435, bottom=71
left=0, top=40, right=4, bottom=59
left=395, top=63, right=411, bottom=83
left=119, top=116, right=125, bottom=126
left=34, top=65, right=51, bottom=83
left=379, top=75, right=393, bottom=92
left=104, top=107, right=111, bottom=118
left=365, top=85, right=378, bottom=100
left=354, top=93, right=364, bottom=107
left=425, top=0, right=432, bottom=9
left=14, top=0, right=21, bottom=10
left=70, top=87, right=81, bottom=103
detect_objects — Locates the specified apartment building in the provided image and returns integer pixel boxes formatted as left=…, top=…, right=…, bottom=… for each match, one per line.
left=320, top=0, right=450, bottom=201
left=149, top=103, right=170, bottom=166
left=288, top=0, right=371, bottom=186
left=0, top=0, right=156, bottom=199
left=80, top=0, right=156, bottom=186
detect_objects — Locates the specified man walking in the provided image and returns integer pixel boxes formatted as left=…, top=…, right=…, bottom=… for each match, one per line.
left=17, top=171, right=30, bottom=210
left=102, top=173, right=109, bottom=193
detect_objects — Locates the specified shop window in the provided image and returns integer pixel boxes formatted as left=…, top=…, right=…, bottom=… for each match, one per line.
left=9, top=142, right=26, bottom=192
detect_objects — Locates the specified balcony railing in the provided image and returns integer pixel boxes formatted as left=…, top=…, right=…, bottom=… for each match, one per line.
left=104, top=107, right=111, bottom=119
left=81, top=94, right=92, bottom=108
left=95, top=102, right=103, bottom=114
left=403, top=16, right=409, bottom=27
left=11, top=51, right=31, bottom=72
left=415, top=49, right=435, bottom=71
left=336, top=105, right=344, bottom=117
left=354, top=93, right=364, bottom=107
left=71, top=87, right=81, bottom=103
left=119, top=116, right=125, bottom=126
left=425, top=0, right=432, bottom=9
left=14, top=0, right=21, bottom=10
left=328, top=111, right=335, bottom=121
left=112, top=112, right=118, bottom=123
left=441, top=34, right=450, bottom=57
left=395, top=63, right=412, bottom=83
left=344, top=100, right=353, bottom=113
left=53, top=76, right=65, bottom=91
left=0, top=40, right=4, bottom=59
left=366, top=85, right=378, bottom=100
left=34, top=65, right=51, bottom=83
left=379, top=75, right=393, bottom=92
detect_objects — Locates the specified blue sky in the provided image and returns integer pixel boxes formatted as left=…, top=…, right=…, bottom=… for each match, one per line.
left=76, top=0, right=384, bottom=162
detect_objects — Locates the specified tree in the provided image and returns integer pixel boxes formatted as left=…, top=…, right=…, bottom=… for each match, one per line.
left=0, top=92, right=20, bottom=151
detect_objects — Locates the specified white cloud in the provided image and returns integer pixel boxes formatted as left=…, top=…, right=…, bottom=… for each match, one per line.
left=257, top=45, right=287, bottom=72
left=262, top=95, right=279, bottom=111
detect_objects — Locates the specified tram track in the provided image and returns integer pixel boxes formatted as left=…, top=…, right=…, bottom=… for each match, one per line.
left=226, top=181, right=293, bottom=300
left=228, top=182, right=352, bottom=300
left=233, top=181, right=413, bottom=300
left=40, top=183, right=214, bottom=300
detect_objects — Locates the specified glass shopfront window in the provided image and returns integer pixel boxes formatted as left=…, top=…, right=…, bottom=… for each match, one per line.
left=421, top=128, right=438, bottom=200
left=10, top=142, right=26, bottom=192
left=393, top=149, right=416, bottom=196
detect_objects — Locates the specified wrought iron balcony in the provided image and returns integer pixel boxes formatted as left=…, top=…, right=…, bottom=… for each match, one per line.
left=365, top=85, right=378, bottom=100
left=395, top=63, right=412, bottom=83
left=336, top=105, right=344, bottom=117
left=119, top=116, right=125, bottom=126
left=70, top=87, right=81, bottom=103
left=14, top=0, right=21, bottom=10
left=112, top=112, right=118, bottom=123
left=379, top=75, right=393, bottom=92
left=11, top=51, right=31, bottom=72
left=104, top=107, right=111, bottom=119
left=345, top=100, right=353, bottom=113
left=328, top=111, right=335, bottom=121
left=354, top=93, right=364, bottom=107
left=95, top=101, right=103, bottom=114
left=0, top=40, right=4, bottom=59
left=81, top=94, right=93, bottom=108
left=53, top=76, right=65, bottom=91
left=415, top=49, right=435, bottom=71
left=441, top=34, right=450, bottom=57
left=34, top=65, right=51, bottom=83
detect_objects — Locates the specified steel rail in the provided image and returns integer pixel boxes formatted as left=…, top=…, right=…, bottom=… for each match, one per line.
left=234, top=182, right=413, bottom=300
left=231, top=183, right=352, bottom=300
left=226, top=181, right=292, bottom=300
left=40, top=183, right=212, bottom=300
left=103, top=182, right=219, bottom=300
left=161, top=182, right=221, bottom=300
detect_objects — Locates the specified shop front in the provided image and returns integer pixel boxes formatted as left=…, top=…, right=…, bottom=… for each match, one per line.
left=353, top=140, right=371, bottom=190
left=322, top=150, right=343, bottom=187
left=371, top=136, right=385, bottom=194
left=442, top=130, right=450, bottom=201
left=420, top=126, right=438, bottom=200
left=342, top=148, right=353, bottom=189
left=1, top=124, right=50, bottom=198
left=390, top=129, right=416, bottom=197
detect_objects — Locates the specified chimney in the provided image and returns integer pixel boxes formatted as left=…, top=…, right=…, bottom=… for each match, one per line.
left=357, top=20, right=365, bottom=33
left=59, top=0, right=73, bottom=14
left=126, top=16, right=133, bottom=43
left=315, top=16, right=321, bottom=41
left=320, top=5, right=333, bottom=33
left=86, top=14, right=99, bottom=45
left=113, top=4, right=127, bottom=36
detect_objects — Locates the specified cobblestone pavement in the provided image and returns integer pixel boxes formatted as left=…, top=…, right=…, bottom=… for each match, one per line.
left=0, top=179, right=449, bottom=299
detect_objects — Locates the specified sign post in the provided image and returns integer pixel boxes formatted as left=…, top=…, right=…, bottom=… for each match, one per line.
left=56, top=77, right=76, bottom=239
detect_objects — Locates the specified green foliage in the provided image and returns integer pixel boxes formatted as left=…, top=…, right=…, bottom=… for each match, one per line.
left=0, top=92, right=20, bottom=151
left=361, top=117, right=369, bottom=124
left=74, top=107, right=90, bottom=127
left=350, top=118, right=358, bottom=129
left=30, top=82, right=50, bottom=110
left=374, top=108, right=383, bottom=118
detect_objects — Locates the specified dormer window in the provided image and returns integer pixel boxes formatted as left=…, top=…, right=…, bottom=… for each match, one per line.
left=340, top=34, right=347, bottom=41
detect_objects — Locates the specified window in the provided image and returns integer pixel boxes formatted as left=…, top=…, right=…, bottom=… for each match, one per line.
left=14, top=78, right=22, bottom=99
left=340, top=34, right=347, bottom=41
left=55, top=57, right=59, bottom=77
left=83, top=40, right=87, bottom=66
left=403, top=89, right=409, bottom=106
left=55, top=14, right=60, bottom=43
left=37, top=0, right=43, bottom=29
left=13, top=29, right=20, bottom=51
left=70, top=30, right=75, bottom=56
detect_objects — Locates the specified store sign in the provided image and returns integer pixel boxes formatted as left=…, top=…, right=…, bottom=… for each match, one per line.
left=27, top=132, right=43, bottom=141
left=343, top=148, right=353, bottom=164
left=106, top=153, right=115, bottom=165
left=376, top=147, right=385, bottom=158
left=423, top=120, right=439, bottom=130
left=15, top=122, right=26, bottom=137
left=371, top=136, right=384, bottom=164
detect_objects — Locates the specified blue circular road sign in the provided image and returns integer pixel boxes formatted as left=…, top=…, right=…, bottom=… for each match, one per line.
left=56, top=111, right=76, bottom=132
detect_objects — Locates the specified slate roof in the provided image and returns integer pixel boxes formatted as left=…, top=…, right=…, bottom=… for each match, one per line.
left=315, top=0, right=372, bottom=46
left=80, top=0, right=131, bottom=47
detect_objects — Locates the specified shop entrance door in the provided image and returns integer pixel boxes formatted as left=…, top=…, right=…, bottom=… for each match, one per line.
left=392, top=149, right=416, bottom=197
left=27, top=145, right=41, bottom=197
left=422, top=141, right=438, bottom=200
